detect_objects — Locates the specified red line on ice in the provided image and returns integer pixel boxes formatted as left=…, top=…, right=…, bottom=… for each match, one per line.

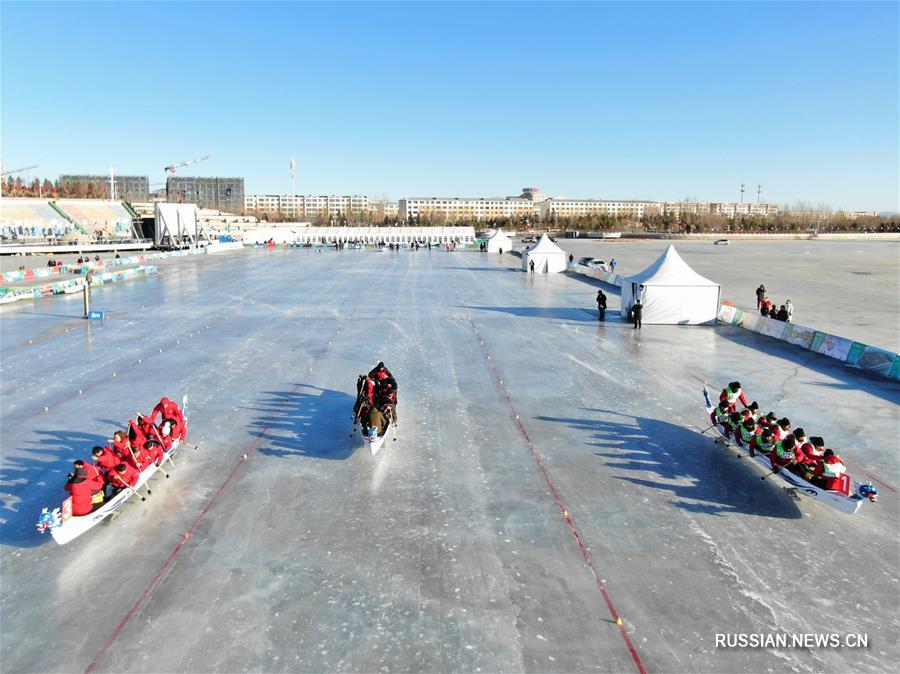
left=85, top=324, right=347, bottom=673
left=463, top=311, right=648, bottom=674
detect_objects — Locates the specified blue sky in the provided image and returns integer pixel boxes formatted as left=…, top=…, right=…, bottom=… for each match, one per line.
left=2, top=1, right=897, bottom=211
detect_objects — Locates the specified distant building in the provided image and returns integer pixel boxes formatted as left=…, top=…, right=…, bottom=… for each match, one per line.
left=662, top=202, right=778, bottom=218
left=59, top=174, right=149, bottom=201
left=167, top=176, right=245, bottom=213
left=399, top=197, right=534, bottom=222
left=536, top=198, right=655, bottom=220
left=244, top=194, right=370, bottom=219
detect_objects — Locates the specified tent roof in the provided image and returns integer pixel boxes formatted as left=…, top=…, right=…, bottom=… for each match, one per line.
left=526, top=233, right=566, bottom=255
left=487, top=229, right=512, bottom=241
left=625, top=245, right=719, bottom=287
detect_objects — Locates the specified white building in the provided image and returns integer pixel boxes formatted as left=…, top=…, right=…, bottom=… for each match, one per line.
left=245, top=194, right=370, bottom=218
left=536, top=199, right=655, bottom=220
left=662, top=202, right=778, bottom=218
left=399, top=197, right=534, bottom=222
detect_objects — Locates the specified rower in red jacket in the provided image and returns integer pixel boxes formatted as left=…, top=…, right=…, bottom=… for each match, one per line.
left=711, top=401, right=731, bottom=428
left=749, top=428, right=776, bottom=458
left=128, top=419, right=148, bottom=455
left=150, top=396, right=186, bottom=441
left=143, top=439, right=165, bottom=467
left=802, top=436, right=826, bottom=465
left=771, top=418, right=791, bottom=442
left=814, top=449, right=847, bottom=491
left=92, top=446, right=120, bottom=477
left=719, top=381, right=748, bottom=412
left=368, top=361, right=395, bottom=386
left=128, top=444, right=155, bottom=472
left=111, top=430, right=130, bottom=459
left=64, top=468, right=96, bottom=516
left=770, top=435, right=800, bottom=470
left=110, top=463, right=139, bottom=492
left=792, top=428, right=814, bottom=463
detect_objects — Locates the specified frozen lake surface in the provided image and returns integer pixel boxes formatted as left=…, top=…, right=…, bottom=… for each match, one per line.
left=1, top=248, right=898, bottom=673
left=553, top=238, right=900, bottom=352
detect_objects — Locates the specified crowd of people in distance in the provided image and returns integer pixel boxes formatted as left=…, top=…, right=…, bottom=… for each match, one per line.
left=710, top=382, right=860, bottom=496
left=354, top=362, right=398, bottom=439
left=755, top=284, right=793, bottom=322
left=62, top=396, right=186, bottom=516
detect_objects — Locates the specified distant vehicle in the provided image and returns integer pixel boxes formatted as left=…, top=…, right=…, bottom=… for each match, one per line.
left=586, top=259, right=610, bottom=271
left=578, top=256, right=595, bottom=266
left=522, top=236, right=536, bottom=243
left=714, top=239, right=730, bottom=246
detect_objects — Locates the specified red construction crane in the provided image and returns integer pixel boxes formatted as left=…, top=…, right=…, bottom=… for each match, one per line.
left=164, top=155, right=209, bottom=176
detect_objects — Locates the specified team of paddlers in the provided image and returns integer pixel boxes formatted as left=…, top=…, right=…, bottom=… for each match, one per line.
left=710, top=382, right=854, bottom=493
left=62, top=396, right=186, bottom=516
left=354, top=362, right=397, bottom=438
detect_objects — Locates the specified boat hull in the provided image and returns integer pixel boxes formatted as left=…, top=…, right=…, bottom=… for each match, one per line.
left=703, top=387, right=864, bottom=515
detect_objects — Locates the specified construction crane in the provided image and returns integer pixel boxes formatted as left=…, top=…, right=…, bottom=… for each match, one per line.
left=1, top=164, right=39, bottom=177
left=164, top=155, right=209, bottom=176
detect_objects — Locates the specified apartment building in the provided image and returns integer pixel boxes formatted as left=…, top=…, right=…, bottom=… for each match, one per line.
left=244, top=194, right=370, bottom=218
left=662, top=202, right=779, bottom=218
left=399, top=197, right=534, bottom=221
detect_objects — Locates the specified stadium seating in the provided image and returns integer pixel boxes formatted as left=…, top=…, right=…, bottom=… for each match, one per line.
left=0, top=199, right=75, bottom=241
left=54, top=200, right=135, bottom=239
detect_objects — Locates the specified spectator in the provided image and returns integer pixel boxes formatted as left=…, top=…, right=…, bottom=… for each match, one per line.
left=610, top=258, right=617, bottom=272
left=776, top=305, right=789, bottom=322
left=785, top=299, right=793, bottom=322
left=529, top=259, right=535, bottom=273
left=631, top=300, right=643, bottom=330
left=596, top=289, right=607, bottom=321
left=756, top=284, right=766, bottom=309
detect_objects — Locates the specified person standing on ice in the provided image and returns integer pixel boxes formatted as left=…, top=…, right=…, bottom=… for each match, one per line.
left=631, top=300, right=642, bottom=329
left=785, top=299, right=793, bottom=322
left=530, top=259, right=535, bottom=273
left=596, top=289, right=607, bottom=321
left=756, top=284, right=766, bottom=309
left=610, top=258, right=617, bottom=272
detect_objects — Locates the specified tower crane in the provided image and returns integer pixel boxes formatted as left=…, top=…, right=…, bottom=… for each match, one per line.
left=1, top=164, right=39, bottom=177
left=164, top=155, right=209, bottom=176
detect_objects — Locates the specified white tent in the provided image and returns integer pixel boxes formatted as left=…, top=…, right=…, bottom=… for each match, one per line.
left=521, top=234, right=567, bottom=273
left=485, top=228, right=513, bottom=253
left=619, top=245, right=721, bottom=324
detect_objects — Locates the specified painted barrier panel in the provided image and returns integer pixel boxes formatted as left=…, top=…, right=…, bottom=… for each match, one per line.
left=719, top=301, right=899, bottom=381
left=855, top=346, right=896, bottom=377
left=845, top=342, right=867, bottom=366
left=718, top=304, right=737, bottom=324
left=888, top=357, right=900, bottom=380
left=784, top=324, right=816, bottom=349
left=811, top=332, right=854, bottom=361
left=755, top=316, right=789, bottom=339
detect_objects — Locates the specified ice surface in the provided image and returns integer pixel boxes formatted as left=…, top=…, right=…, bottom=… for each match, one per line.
left=1, top=248, right=898, bottom=673
left=553, top=238, right=900, bottom=351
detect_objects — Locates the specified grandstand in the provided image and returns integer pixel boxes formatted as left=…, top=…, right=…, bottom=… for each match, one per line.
left=54, top=199, right=136, bottom=239
left=0, top=198, right=77, bottom=241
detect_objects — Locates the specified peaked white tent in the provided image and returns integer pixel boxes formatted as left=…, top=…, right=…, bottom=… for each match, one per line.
left=619, top=245, right=721, bottom=324
left=522, top=234, right=567, bottom=273
left=486, top=228, right=513, bottom=253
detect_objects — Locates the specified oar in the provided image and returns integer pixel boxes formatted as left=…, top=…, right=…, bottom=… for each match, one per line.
left=761, top=460, right=795, bottom=481
left=149, top=426, right=176, bottom=475
left=126, top=442, right=152, bottom=495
